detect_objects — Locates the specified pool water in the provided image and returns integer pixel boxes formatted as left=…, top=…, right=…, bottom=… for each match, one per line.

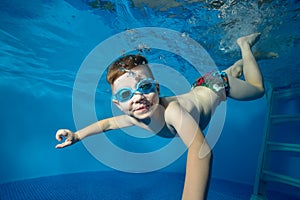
left=1, top=0, right=300, bottom=199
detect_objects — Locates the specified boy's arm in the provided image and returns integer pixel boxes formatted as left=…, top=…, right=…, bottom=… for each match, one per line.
left=165, top=102, right=211, bottom=200
left=55, top=115, right=133, bottom=148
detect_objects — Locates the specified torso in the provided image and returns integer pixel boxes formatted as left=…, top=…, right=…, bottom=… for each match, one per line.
left=133, top=86, right=223, bottom=138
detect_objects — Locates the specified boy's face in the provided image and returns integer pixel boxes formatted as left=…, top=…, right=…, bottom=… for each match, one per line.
left=112, top=65, right=160, bottom=120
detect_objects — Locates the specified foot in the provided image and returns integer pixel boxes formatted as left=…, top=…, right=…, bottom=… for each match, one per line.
left=224, top=60, right=243, bottom=78
left=237, top=33, right=261, bottom=48
left=229, top=63, right=243, bottom=78
left=254, top=51, right=279, bottom=60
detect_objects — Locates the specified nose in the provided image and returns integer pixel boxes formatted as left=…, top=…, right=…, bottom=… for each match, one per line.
left=132, top=92, right=145, bottom=103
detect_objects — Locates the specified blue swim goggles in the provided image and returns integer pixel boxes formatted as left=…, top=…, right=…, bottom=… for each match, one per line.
left=113, top=78, right=158, bottom=102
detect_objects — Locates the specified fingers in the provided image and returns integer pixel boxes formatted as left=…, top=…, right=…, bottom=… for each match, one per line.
left=55, top=140, right=72, bottom=148
left=55, top=129, right=70, bottom=141
left=55, top=129, right=73, bottom=149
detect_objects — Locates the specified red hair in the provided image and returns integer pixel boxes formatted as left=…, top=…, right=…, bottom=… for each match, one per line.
left=106, top=54, right=148, bottom=85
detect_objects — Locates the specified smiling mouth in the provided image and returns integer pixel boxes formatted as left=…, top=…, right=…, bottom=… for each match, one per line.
left=135, top=105, right=151, bottom=112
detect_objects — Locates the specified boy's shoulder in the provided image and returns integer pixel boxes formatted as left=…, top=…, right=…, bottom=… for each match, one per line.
left=160, top=92, right=197, bottom=109
left=160, top=95, right=194, bottom=119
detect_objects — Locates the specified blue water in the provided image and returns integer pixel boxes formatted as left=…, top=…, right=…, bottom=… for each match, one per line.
left=1, top=0, right=300, bottom=199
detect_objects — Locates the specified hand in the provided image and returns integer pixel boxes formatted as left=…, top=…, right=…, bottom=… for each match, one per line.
left=55, top=129, right=79, bottom=148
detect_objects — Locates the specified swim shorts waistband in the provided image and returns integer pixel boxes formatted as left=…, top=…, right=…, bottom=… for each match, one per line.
left=191, top=70, right=230, bottom=100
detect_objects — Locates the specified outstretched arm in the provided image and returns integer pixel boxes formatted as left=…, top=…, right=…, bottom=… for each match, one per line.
left=55, top=115, right=133, bottom=148
left=165, top=103, right=211, bottom=200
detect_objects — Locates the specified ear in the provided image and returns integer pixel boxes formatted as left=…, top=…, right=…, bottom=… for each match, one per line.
left=112, top=99, right=122, bottom=109
left=111, top=85, right=122, bottom=109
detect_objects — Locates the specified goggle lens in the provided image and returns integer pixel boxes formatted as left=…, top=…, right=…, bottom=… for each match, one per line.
left=118, top=89, right=132, bottom=101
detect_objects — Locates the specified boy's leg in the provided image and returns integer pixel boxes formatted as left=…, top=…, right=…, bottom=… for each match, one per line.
left=223, top=51, right=278, bottom=78
left=227, top=33, right=265, bottom=100
left=223, top=59, right=243, bottom=78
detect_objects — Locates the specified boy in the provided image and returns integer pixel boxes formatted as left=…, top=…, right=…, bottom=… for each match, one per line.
left=56, top=33, right=265, bottom=199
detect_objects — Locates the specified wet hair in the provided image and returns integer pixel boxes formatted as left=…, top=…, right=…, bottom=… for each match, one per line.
left=106, top=54, right=149, bottom=85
